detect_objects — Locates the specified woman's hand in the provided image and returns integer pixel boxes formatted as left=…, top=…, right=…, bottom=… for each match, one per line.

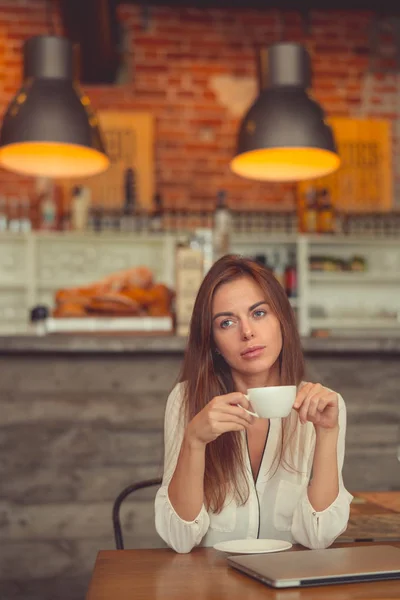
left=293, top=382, right=339, bottom=430
left=186, top=392, right=254, bottom=448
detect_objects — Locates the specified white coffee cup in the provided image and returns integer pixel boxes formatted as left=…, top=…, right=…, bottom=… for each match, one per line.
left=240, top=385, right=297, bottom=419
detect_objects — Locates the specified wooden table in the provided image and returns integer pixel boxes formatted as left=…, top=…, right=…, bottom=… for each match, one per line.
left=87, top=492, right=400, bottom=600
left=340, top=491, right=400, bottom=542
left=86, top=543, right=400, bottom=600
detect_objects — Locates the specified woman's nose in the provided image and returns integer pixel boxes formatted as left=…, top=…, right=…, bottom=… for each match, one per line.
left=241, top=324, right=254, bottom=340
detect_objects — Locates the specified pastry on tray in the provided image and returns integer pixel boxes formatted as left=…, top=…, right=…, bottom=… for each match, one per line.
left=52, top=266, right=174, bottom=319
left=86, top=293, right=140, bottom=315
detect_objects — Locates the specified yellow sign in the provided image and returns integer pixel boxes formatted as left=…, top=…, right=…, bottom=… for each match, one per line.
left=61, top=111, right=155, bottom=211
left=298, top=117, right=392, bottom=212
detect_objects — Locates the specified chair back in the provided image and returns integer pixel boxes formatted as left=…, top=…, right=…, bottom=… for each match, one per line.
left=112, top=477, right=162, bottom=549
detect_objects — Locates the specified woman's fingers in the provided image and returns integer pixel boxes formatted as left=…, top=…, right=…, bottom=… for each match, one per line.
left=293, top=382, right=314, bottom=409
left=294, top=383, right=338, bottom=426
left=294, top=383, right=323, bottom=424
left=216, top=403, right=254, bottom=424
left=211, top=419, right=248, bottom=434
left=210, top=412, right=253, bottom=430
left=218, top=392, right=251, bottom=411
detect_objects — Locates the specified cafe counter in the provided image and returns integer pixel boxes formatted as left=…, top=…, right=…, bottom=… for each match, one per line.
left=0, top=333, right=398, bottom=600
left=1, top=333, right=400, bottom=354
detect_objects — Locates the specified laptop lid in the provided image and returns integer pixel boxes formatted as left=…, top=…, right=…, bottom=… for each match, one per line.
left=227, top=544, right=400, bottom=588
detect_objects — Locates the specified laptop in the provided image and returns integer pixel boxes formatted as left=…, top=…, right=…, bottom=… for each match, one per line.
left=227, top=544, right=400, bottom=588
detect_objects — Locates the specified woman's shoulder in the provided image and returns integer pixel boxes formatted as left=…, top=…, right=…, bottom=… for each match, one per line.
left=165, top=381, right=187, bottom=413
left=168, top=380, right=186, bottom=400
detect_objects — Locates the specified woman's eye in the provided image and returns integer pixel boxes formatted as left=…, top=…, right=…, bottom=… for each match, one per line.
left=253, top=309, right=266, bottom=318
left=220, top=319, right=234, bottom=329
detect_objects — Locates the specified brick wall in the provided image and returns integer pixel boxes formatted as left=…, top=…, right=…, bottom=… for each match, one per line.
left=0, top=0, right=399, bottom=210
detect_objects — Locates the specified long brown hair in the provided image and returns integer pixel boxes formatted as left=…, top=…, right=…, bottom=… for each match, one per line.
left=179, top=254, right=304, bottom=512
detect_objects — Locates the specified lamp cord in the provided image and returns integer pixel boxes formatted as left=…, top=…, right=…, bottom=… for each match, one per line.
left=46, top=0, right=56, bottom=35
left=276, top=10, right=284, bottom=42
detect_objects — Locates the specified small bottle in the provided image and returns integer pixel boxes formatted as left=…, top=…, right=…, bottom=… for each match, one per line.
left=194, top=228, right=213, bottom=276
left=317, top=188, right=335, bottom=234
left=304, top=187, right=318, bottom=233
left=273, top=250, right=285, bottom=289
left=254, top=254, right=266, bottom=267
left=71, top=186, right=90, bottom=232
left=120, top=167, right=137, bottom=232
left=213, top=189, right=232, bottom=260
left=150, top=192, right=163, bottom=233
left=0, top=195, right=8, bottom=232
left=40, top=181, right=57, bottom=231
left=284, top=250, right=297, bottom=298
left=8, top=197, right=21, bottom=233
left=30, top=304, right=49, bottom=336
left=19, top=195, right=32, bottom=233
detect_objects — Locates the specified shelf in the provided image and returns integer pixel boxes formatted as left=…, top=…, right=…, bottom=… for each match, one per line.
left=306, top=235, right=400, bottom=247
left=231, top=233, right=297, bottom=245
left=0, top=281, right=26, bottom=290
left=309, top=272, right=400, bottom=284
left=37, top=281, right=93, bottom=289
left=0, top=231, right=399, bottom=339
left=310, top=318, right=400, bottom=330
left=33, top=231, right=171, bottom=244
left=45, top=316, right=173, bottom=333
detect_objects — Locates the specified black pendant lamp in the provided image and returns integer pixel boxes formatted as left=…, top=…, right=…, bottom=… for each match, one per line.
left=230, top=42, right=340, bottom=182
left=0, top=35, right=109, bottom=178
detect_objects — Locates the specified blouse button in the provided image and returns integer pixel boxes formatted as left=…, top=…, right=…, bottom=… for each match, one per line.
left=194, top=519, right=199, bottom=524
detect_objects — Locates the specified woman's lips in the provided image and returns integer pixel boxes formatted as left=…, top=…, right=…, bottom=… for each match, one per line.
left=240, top=345, right=265, bottom=359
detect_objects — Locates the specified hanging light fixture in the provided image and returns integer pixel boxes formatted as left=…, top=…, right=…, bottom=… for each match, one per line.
left=0, top=35, right=109, bottom=179
left=230, top=42, right=340, bottom=182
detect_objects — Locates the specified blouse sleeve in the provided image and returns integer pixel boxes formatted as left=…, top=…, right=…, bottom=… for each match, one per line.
left=291, top=394, right=353, bottom=549
left=154, top=383, right=210, bottom=553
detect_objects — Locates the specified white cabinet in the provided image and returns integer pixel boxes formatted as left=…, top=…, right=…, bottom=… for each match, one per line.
left=231, top=233, right=400, bottom=337
left=0, top=232, right=177, bottom=334
left=0, top=231, right=399, bottom=337
left=303, top=236, right=400, bottom=337
left=230, top=232, right=304, bottom=330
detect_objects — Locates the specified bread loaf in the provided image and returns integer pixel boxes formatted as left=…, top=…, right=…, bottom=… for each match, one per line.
left=52, top=266, right=172, bottom=318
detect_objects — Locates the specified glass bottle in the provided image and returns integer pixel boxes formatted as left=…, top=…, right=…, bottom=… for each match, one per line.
left=213, top=189, right=232, bottom=261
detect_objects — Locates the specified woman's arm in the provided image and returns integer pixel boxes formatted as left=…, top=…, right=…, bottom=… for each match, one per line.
left=155, top=385, right=252, bottom=552
left=167, top=432, right=206, bottom=521
left=307, top=425, right=339, bottom=511
left=291, top=392, right=353, bottom=549
left=155, top=384, right=210, bottom=553
left=168, top=390, right=252, bottom=519
left=293, top=381, right=341, bottom=512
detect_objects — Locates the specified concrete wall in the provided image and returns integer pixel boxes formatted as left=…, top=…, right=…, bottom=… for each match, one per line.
left=0, top=351, right=399, bottom=600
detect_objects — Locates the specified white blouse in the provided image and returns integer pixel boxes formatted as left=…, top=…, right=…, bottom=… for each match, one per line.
left=155, top=382, right=353, bottom=554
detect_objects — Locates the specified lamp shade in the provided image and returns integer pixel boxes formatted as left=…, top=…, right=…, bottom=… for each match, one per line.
left=230, top=42, right=340, bottom=182
left=0, top=35, right=109, bottom=179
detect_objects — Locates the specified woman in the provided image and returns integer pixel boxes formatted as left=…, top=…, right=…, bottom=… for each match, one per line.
left=155, top=254, right=352, bottom=553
